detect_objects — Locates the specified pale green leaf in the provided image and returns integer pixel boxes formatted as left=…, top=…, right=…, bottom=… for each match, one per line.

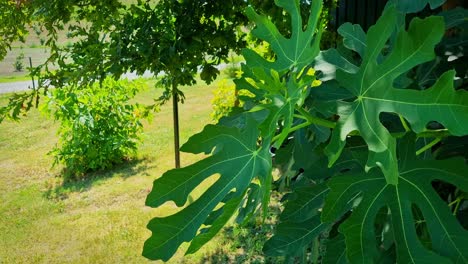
left=240, top=0, right=323, bottom=148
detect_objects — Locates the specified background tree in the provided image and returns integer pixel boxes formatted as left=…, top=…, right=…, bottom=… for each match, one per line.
left=0, top=0, right=337, bottom=168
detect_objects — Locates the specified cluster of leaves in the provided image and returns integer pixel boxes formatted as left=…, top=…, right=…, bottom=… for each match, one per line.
left=143, top=0, right=468, bottom=263
left=0, top=0, right=32, bottom=60
left=210, top=79, right=237, bottom=122
left=210, top=78, right=259, bottom=122
left=0, top=0, right=339, bottom=120
left=42, top=78, right=152, bottom=180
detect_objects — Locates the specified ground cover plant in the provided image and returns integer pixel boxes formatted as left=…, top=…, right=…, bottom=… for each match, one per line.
left=143, top=0, right=468, bottom=263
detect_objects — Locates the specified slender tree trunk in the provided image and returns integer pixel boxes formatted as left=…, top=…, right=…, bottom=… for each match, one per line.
left=172, top=81, right=181, bottom=168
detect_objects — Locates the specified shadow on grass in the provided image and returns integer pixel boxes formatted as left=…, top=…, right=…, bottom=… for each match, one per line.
left=44, top=158, right=153, bottom=200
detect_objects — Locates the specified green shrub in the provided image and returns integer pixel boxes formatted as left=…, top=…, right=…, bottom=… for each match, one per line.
left=223, top=64, right=240, bottom=79
left=13, top=52, right=24, bottom=72
left=43, top=78, right=152, bottom=180
left=211, top=79, right=237, bottom=121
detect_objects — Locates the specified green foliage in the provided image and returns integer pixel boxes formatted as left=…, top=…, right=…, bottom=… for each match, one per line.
left=144, top=0, right=468, bottom=262
left=211, top=79, right=237, bottom=122
left=210, top=79, right=255, bottom=122
left=143, top=119, right=272, bottom=260
left=224, top=64, right=241, bottom=79
left=42, top=78, right=152, bottom=180
left=395, top=0, right=445, bottom=13
left=0, top=1, right=31, bottom=61
left=13, top=52, right=25, bottom=72
left=324, top=7, right=467, bottom=184
left=144, top=0, right=323, bottom=260
left=0, top=0, right=340, bottom=121
left=322, top=138, right=468, bottom=263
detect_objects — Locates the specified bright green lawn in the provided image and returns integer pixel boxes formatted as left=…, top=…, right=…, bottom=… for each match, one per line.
left=0, top=80, right=275, bottom=263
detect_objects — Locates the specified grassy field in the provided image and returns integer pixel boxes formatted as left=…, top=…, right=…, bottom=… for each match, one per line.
left=0, top=79, right=276, bottom=263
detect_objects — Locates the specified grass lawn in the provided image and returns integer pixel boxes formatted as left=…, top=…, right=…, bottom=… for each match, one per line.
left=0, top=74, right=33, bottom=83
left=0, top=79, right=276, bottom=263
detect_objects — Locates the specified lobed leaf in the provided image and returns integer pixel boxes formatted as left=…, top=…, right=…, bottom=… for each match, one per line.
left=324, top=6, right=468, bottom=184
left=322, top=137, right=468, bottom=263
left=244, top=0, right=323, bottom=72
left=239, top=0, right=324, bottom=148
left=143, top=119, right=271, bottom=261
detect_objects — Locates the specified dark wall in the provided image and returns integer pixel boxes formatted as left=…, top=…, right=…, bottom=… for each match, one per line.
left=332, top=0, right=389, bottom=31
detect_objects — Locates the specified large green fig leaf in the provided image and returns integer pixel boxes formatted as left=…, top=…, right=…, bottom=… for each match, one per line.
left=244, top=0, right=322, bottom=72
left=264, top=144, right=368, bottom=258
left=239, top=0, right=323, bottom=147
left=143, top=119, right=271, bottom=261
left=324, top=6, right=468, bottom=184
left=322, top=137, right=468, bottom=263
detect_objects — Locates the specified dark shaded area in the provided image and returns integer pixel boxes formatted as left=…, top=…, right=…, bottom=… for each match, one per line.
left=198, top=196, right=283, bottom=264
left=44, top=158, right=153, bottom=200
left=333, top=0, right=389, bottom=31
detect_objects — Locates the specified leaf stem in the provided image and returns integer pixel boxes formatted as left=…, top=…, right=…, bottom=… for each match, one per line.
left=296, top=107, right=336, bottom=129
left=293, top=114, right=308, bottom=120
left=453, top=199, right=462, bottom=216
left=271, top=120, right=311, bottom=142
left=391, top=129, right=450, bottom=139
left=448, top=198, right=460, bottom=207
left=399, top=115, right=411, bottom=132
left=415, top=137, right=441, bottom=156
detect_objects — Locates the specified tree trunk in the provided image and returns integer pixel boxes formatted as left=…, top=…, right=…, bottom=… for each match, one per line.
left=172, top=81, right=181, bottom=168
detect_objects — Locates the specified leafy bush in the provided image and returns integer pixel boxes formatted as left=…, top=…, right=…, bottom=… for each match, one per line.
left=211, top=79, right=260, bottom=122
left=13, top=52, right=24, bottom=72
left=210, top=80, right=237, bottom=121
left=144, top=0, right=468, bottom=262
left=223, top=64, right=240, bottom=79
left=43, top=78, right=152, bottom=180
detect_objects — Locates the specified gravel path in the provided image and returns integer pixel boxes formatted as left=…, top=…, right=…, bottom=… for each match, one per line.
left=0, top=80, right=39, bottom=94
left=0, top=63, right=233, bottom=95
left=0, top=72, right=147, bottom=94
